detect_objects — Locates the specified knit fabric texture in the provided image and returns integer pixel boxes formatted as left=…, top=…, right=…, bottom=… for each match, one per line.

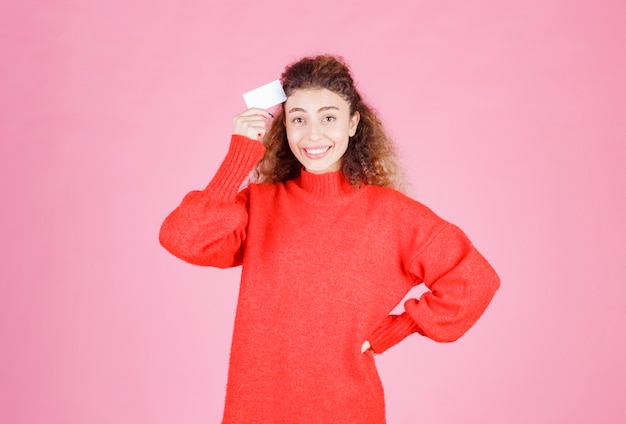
left=160, top=135, right=500, bottom=423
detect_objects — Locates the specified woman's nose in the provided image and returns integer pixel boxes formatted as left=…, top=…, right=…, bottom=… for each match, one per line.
left=307, top=122, right=321, bottom=140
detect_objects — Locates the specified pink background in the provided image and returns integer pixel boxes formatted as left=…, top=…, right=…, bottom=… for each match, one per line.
left=2, top=0, right=625, bottom=423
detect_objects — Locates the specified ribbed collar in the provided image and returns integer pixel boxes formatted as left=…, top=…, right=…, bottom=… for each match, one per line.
left=291, top=169, right=359, bottom=201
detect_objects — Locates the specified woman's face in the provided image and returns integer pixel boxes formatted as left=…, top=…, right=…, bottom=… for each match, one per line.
left=284, top=88, right=360, bottom=174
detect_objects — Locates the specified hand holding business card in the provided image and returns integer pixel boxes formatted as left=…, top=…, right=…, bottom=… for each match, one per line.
left=234, top=80, right=287, bottom=141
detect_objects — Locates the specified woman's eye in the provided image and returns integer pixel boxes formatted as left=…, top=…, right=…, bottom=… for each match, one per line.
left=323, top=116, right=336, bottom=122
left=293, top=117, right=304, bottom=124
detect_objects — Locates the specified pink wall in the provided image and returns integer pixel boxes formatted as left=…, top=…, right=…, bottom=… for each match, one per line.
left=2, top=0, right=625, bottom=422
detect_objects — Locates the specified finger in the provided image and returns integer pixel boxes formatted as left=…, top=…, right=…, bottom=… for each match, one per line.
left=234, top=120, right=266, bottom=134
left=235, top=116, right=268, bottom=125
left=234, top=123, right=268, bottom=140
left=233, top=108, right=274, bottom=140
left=233, top=116, right=269, bottom=131
left=235, top=107, right=274, bottom=120
left=234, top=116, right=266, bottom=127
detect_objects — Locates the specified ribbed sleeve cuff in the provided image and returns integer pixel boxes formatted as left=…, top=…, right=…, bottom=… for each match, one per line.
left=205, top=135, right=266, bottom=201
left=368, top=313, right=421, bottom=354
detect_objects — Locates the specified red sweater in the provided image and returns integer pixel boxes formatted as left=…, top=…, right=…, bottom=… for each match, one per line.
left=160, top=135, right=500, bottom=423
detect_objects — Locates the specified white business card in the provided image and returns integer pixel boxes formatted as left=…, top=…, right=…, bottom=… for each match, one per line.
left=242, top=79, right=287, bottom=109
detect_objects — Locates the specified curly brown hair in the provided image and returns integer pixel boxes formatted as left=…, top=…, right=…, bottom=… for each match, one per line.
left=254, top=55, right=407, bottom=192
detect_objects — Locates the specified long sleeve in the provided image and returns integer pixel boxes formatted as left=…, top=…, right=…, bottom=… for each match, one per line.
left=369, top=223, right=500, bottom=353
left=159, top=135, right=266, bottom=268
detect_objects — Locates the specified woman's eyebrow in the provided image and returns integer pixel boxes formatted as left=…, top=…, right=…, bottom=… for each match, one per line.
left=287, top=106, right=340, bottom=114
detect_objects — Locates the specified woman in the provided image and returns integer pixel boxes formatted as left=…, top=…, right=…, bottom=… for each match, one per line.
left=160, top=55, right=500, bottom=423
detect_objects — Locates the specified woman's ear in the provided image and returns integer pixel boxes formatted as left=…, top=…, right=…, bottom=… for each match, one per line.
left=349, top=111, right=360, bottom=137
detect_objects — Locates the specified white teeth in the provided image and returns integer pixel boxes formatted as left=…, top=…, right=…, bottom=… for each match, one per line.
left=305, top=147, right=330, bottom=155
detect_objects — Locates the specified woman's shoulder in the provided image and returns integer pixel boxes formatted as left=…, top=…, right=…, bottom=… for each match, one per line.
left=366, top=184, right=429, bottom=208
left=365, top=184, right=446, bottom=224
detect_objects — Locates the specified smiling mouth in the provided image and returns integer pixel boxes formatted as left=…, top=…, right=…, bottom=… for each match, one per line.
left=304, top=146, right=331, bottom=155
